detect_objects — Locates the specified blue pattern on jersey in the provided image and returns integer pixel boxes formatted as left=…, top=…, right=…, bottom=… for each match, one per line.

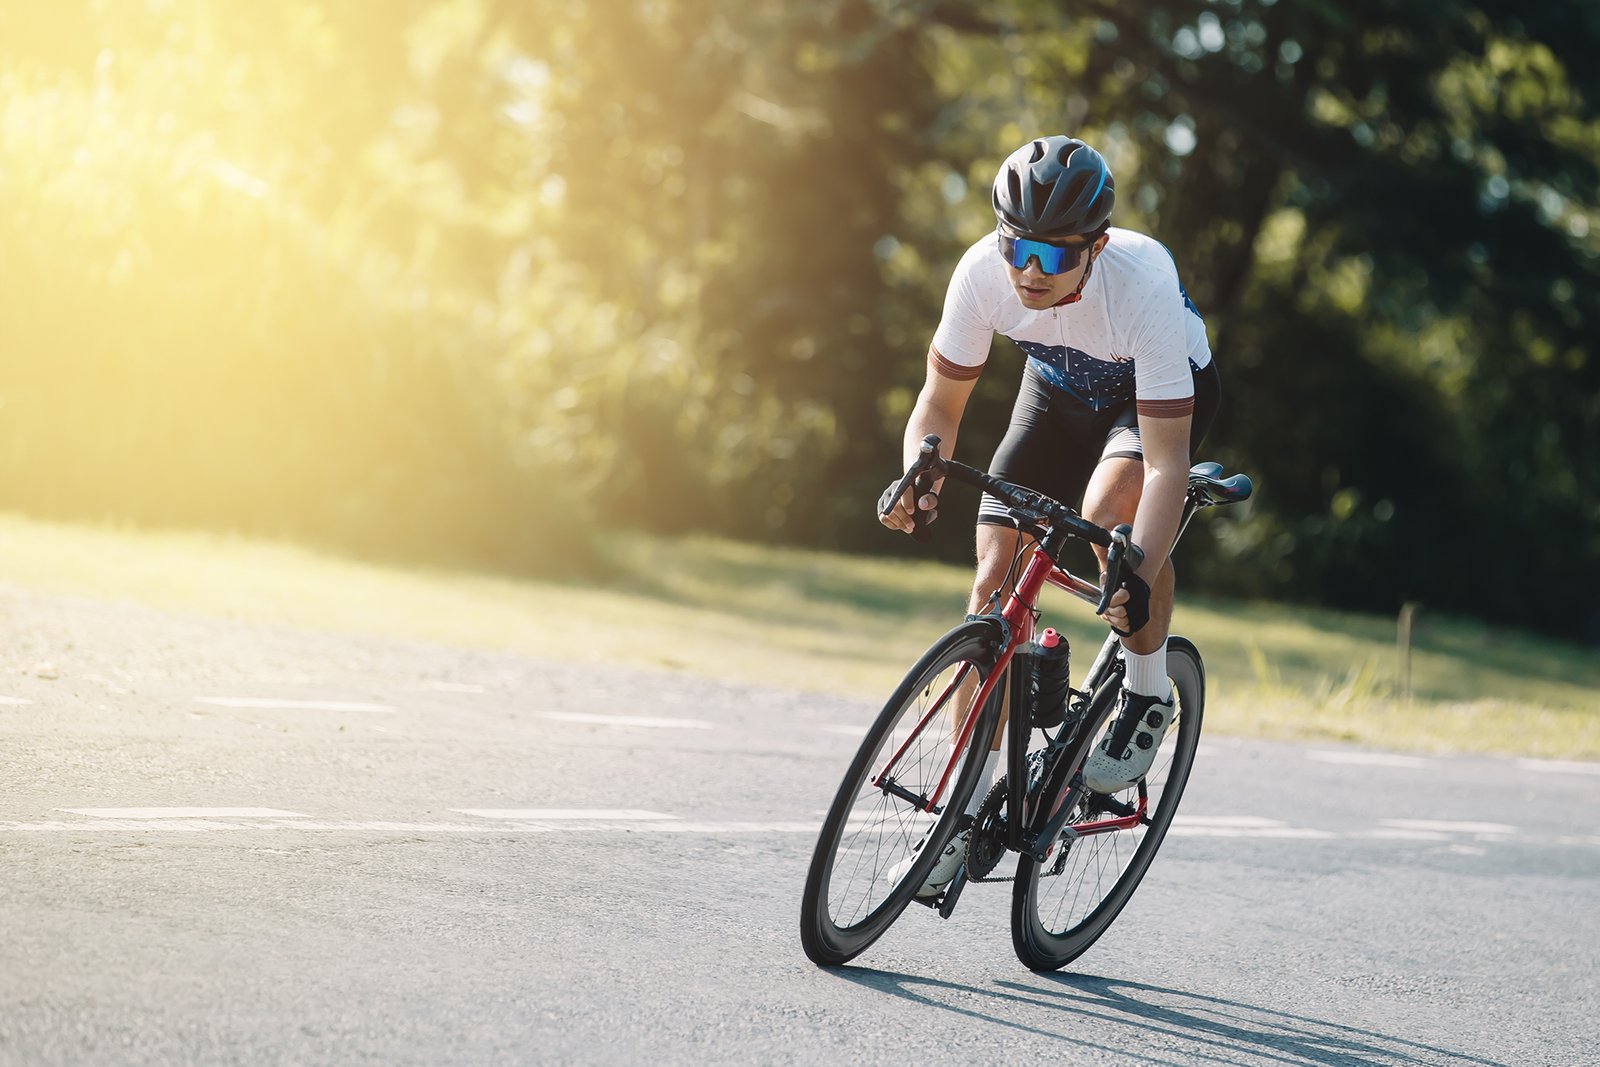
left=1158, top=241, right=1205, bottom=321
left=1179, top=281, right=1202, bottom=320
left=1014, top=340, right=1136, bottom=412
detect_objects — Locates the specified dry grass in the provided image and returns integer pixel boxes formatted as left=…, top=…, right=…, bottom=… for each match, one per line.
left=1, top=513, right=1595, bottom=758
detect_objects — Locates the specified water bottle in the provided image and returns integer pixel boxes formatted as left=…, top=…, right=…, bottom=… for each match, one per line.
left=1029, top=628, right=1071, bottom=728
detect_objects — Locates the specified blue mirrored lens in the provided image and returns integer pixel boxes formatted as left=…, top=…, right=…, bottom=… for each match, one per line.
left=997, top=233, right=1084, bottom=275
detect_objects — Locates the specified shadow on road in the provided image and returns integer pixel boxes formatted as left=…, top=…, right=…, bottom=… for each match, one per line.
left=833, top=967, right=1506, bottom=1067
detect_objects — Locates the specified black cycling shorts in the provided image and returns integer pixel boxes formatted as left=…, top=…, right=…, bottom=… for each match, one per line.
left=977, top=359, right=1222, bottom=527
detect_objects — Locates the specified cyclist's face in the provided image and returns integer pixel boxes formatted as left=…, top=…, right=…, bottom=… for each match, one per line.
left=1000, top=229, right=1106, bottom=309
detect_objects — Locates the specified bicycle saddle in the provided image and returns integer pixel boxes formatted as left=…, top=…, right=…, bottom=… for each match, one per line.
left=1187, top=462, right=1253, bottom=505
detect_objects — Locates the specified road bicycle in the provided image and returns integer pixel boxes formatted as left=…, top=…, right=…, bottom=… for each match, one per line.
left=800, top=435, right=1252, bottom=970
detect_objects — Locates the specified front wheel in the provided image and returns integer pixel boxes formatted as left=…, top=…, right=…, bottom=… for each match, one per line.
left=801, top=620, right=1004, bottom=967
left=1010, top=636, right=1205, bottom=972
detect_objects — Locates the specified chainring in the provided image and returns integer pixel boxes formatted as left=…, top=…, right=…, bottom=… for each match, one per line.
left=965, top=749, right=1048, bottom=881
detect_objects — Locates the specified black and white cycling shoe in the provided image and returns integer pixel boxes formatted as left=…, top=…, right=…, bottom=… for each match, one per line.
left=887, top=817, right=973, bottom=898
left=1083, top=689, right=1175, bottom=794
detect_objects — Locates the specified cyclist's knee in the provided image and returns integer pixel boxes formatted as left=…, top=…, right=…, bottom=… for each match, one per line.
left=972, top=523, right=1027, bottom=604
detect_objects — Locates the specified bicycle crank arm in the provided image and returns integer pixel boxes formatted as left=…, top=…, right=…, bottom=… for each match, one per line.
left=937, top=868, right=970, bottom=918
left=1025, top=777, right=1088, bottom=862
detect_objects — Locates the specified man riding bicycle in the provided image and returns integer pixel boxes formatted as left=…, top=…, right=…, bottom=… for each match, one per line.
left=880, top=135, right=1221, bottom=896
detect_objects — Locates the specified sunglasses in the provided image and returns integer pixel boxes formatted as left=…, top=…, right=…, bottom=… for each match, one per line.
left=997, top=232, right=1094, bottom=275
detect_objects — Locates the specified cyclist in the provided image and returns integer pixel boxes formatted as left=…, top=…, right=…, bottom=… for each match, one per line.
left=880, top=135, right=1221, bottom=896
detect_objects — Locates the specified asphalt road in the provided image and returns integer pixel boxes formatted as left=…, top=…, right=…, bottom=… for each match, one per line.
left=2, top=583, right=1596, bottom=1066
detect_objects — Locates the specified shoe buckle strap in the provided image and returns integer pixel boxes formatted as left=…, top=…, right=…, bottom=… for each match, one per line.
left=1105, top=691, right=1160, bottom=761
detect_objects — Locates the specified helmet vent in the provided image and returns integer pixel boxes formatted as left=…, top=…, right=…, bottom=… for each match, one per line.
left=1030, top=177, right=1052, bottom=215
left=991, top=134, right=1114, bottom=238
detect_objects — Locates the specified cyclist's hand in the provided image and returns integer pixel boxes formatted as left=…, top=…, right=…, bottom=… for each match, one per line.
left=878, top=480, right=939, bottom=534
left=1100, top=569, right=1152, bottom=637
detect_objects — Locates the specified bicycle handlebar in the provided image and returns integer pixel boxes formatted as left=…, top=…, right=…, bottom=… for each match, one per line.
left=880, top=435, right=1146, bottom=611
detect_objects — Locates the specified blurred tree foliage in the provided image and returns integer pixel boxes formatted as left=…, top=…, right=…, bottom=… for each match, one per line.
left=0, top=1, right=1595, bottom=638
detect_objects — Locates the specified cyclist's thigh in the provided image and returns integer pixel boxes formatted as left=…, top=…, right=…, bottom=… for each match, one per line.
left=1083, top=360, right=1223, bottom=523
left=978, top=363, right=1103, bottom=531
left=1094, top=361, right=1224, bottom=470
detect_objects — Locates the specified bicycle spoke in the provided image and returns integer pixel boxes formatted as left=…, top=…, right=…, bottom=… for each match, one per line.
left=813, top=646, right=993, bottom=938
left=1013, top=641, right=1205, bottom=971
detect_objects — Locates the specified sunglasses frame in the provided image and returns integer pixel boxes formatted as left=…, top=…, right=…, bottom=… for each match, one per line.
left=996, top=230, right=1098, bottom=275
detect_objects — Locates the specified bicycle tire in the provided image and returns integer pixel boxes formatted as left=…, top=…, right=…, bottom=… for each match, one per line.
left=800, top=619, right=1005, bottom=967
left=1010, top=636, right=1205, bottom=972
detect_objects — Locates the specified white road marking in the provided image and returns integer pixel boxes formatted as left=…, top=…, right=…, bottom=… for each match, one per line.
left=625, top=821, right=822, bottom=834
left=6, top=821, right=545, bottom=834
left=540, top=712, right=713, bottom=730
left=1176, top=815, right=1288, bottom=829
left=420, top=682, right=486, bottom=694
left=453, top=809, right=678, bottom=821
left=1305, top=750, right=1429, bottom=768
left=1380, top=818, right=1516, bottom=835
left=0, top=696, right=32, bottom=706
left=1168, top=826, right=1336, bottom=839
left=287, top=822, right=556, bottom=833
left=11, top=820, right=220, bottom=833
left=1364, top=828, right=1451, bottom=841
left=196, top=698, right=397, bottom=713
left=0, top=819, right=813, bottom=835
left=1516, top=758, right=1600, bottom=776
left=2, top=817, right=1595, bottom=846
left=59, top=807, right=308, bottom=819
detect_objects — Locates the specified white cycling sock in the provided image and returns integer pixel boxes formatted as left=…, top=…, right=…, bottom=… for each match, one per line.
left=1121, top=640, right=1172, bottom=701
left=961, top=748, right=1001, bottom=818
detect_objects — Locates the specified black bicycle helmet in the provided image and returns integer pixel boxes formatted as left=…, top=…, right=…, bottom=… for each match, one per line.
left=992, top=136, right=1115, bottom=239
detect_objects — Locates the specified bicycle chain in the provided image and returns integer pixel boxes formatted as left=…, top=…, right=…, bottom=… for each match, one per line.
left=964, top=750, right=1046, bottom=882
left=963, top=687, right=1105, bottom=884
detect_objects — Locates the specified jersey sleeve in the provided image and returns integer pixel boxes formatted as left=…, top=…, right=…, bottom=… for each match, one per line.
left=1124, top=263, right=1197, bottom=417
left=929, top=243, right=994, bottom=380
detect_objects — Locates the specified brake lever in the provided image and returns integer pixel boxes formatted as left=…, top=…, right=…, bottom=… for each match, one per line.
left=879, top=435, right=946, bottom=542
left=1094, top=524, right=1142, bottom=615
left=1095, top=538, right=1123, bottom=616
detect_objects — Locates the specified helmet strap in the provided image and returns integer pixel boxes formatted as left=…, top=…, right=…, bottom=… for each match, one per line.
left=1052, top=250, right=1099, bottom=307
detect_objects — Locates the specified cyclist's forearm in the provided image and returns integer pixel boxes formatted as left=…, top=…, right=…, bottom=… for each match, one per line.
left=1130, top=466, right=1186, bottom=578
left=903, top=404, right=960, bottom=468
left=904, top=350, right=978, bottom=473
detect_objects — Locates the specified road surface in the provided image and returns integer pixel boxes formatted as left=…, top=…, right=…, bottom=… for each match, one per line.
left=2, top=584, right=1595, bottom=1065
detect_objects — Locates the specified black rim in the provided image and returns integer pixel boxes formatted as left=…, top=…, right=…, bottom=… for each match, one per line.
left=1011, top=640, right=1204, bottom=971
left=801, top=623, right=1001, bottom=966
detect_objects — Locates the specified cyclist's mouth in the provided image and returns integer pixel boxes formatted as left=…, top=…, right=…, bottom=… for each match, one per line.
left=1020, top=283, right=1051, bottom=300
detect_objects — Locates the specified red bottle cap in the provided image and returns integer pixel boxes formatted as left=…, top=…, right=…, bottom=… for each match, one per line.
left=1040, top=628, right=1061, bottom=647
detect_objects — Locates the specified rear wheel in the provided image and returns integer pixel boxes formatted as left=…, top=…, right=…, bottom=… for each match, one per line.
left=1010, top=637, right=1205, bottom=971
left=800, top=620, right=1004, bottom=966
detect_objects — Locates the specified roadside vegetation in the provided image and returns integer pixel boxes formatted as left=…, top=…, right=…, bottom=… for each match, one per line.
left=4, top=513, right=1594, bottom=760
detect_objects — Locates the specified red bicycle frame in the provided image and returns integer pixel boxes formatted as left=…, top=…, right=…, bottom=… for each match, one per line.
left=873, top=538, right=1145, bottom=838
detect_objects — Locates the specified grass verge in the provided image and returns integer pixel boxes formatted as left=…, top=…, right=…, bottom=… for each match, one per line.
left=1, top=513, right=1595, bottom=759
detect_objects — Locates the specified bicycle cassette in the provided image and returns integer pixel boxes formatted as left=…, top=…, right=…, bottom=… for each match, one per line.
left=965, top=750, right=1048, bottom=882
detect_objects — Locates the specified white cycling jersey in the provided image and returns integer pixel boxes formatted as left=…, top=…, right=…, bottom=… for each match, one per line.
left=930, top=227, right=1212, bottom=415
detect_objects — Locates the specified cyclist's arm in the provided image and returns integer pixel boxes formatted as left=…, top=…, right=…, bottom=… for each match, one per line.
left=1129, top=406, right=1191, bottom=579
left=882, top=346, right=980, bottom=533
left=1120, top=250, right=1201, bottom=577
